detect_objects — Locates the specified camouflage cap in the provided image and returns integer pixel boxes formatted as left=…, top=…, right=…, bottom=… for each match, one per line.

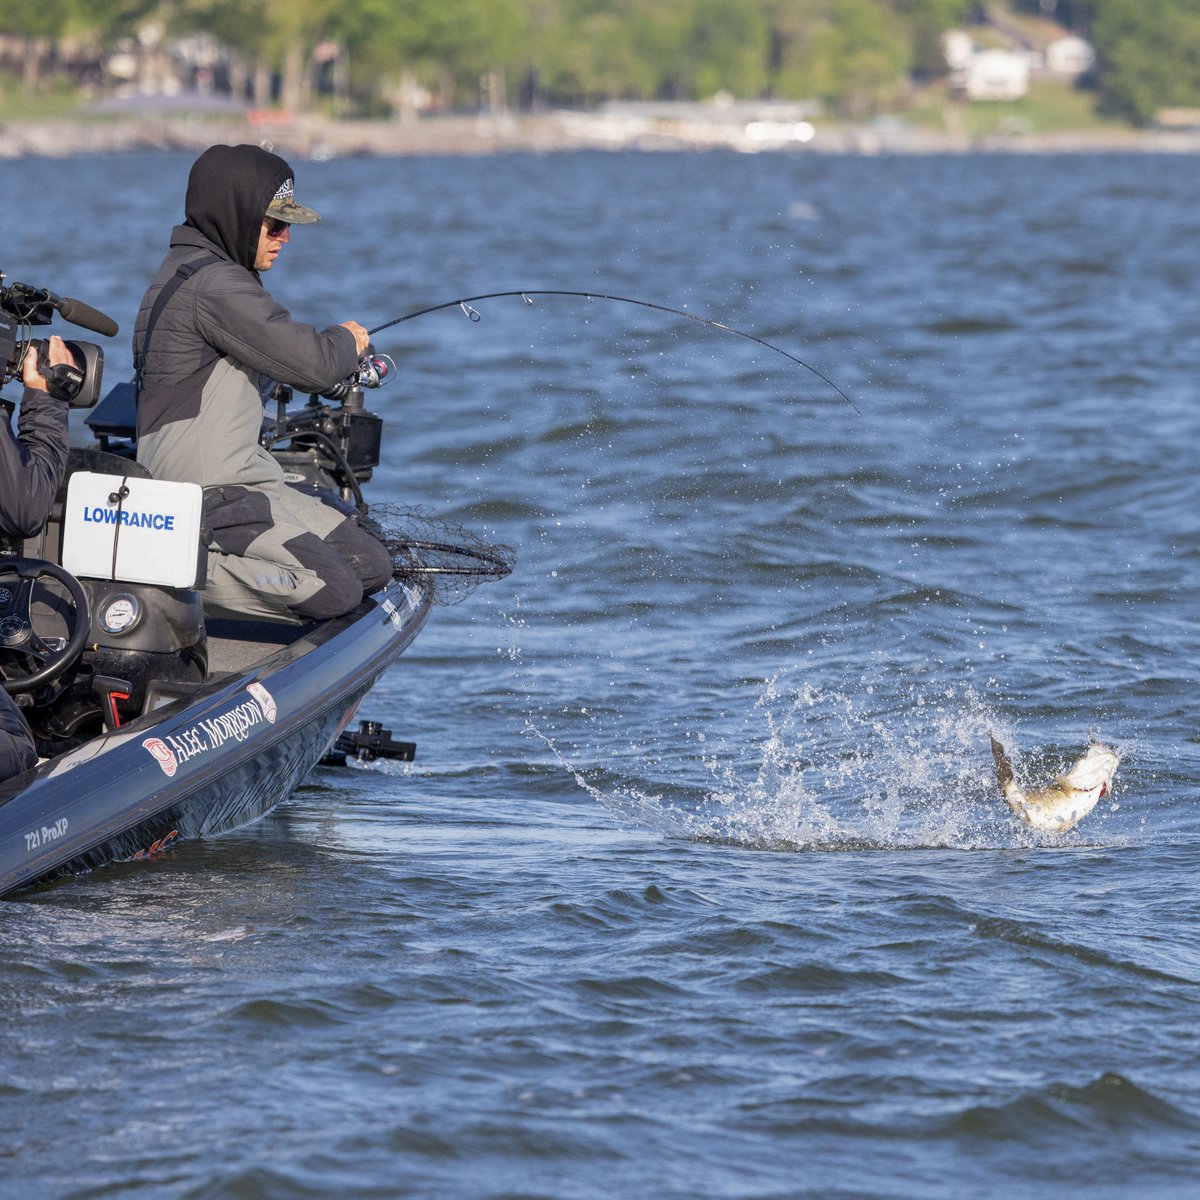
left=265, top=176, right=320, bottom=225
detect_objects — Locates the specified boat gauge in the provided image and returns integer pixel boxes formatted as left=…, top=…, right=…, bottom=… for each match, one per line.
left=100, top=593, right=141, bottom=635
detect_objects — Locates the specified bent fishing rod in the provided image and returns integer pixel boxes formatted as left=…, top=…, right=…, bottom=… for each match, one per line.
left=368, top=290, right=859, bottom=414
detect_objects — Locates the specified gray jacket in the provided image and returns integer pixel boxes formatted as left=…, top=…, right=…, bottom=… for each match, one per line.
left=134, top=225, right=358, bottom=489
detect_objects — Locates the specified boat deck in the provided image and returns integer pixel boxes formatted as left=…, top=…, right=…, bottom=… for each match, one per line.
left=205, top=618, right=314, bottom=677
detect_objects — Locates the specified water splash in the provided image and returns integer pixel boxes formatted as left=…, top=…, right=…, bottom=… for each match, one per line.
left=530, top=673, right=1065, bottom=851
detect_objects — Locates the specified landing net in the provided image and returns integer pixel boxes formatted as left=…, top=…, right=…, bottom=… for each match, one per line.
left=365, top=504, right=515, bottom=605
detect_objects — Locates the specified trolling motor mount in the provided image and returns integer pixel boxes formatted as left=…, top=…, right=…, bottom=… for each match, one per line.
left=322, top=719, right=416, bottom=766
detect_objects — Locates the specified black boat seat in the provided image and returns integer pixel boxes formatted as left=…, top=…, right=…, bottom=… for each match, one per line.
left=84, top=381, right=139, bottom=449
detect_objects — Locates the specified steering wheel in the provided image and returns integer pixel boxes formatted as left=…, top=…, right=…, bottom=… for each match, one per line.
left=0, top=558, right=91, bottom=694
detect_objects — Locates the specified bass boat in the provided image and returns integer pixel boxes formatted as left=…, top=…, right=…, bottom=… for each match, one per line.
left=0, top=272, right=510, bottom=897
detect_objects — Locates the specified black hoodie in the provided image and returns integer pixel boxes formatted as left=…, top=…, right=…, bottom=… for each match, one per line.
left=133, top=147, right=357, bottom=473
left=183, top=144, right=293, bottom=273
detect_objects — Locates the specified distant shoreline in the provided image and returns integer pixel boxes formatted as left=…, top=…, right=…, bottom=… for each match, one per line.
left=3, top=110, right=1199, bottom=158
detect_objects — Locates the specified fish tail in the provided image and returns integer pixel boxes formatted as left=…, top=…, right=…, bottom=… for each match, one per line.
left=989, top=733, right=1013, bottom=787
left=989, top=733, right=1026, bottom=808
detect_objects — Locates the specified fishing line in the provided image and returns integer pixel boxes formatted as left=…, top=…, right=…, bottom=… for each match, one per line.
left=369, top=290, right=859, bottom=413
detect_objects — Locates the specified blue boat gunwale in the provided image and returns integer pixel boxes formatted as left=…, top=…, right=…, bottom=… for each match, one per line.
left=0, top=575, right=433, bottom=896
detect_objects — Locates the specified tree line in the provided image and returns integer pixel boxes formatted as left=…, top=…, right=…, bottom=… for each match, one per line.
left=1, top=1, right=1197, bottom=125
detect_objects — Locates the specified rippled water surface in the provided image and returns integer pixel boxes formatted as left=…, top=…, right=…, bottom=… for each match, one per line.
left=2, top=150, right=1199, bottom=1198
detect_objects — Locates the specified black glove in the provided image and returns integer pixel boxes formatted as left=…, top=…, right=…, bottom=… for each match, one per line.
left=38, top=356, right=84, bottom=403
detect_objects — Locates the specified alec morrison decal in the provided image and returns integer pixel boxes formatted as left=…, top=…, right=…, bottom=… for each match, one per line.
left=142, top=684, right=278, bottom=777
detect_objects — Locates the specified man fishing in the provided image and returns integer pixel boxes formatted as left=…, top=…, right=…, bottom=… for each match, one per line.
left=133, top=143, right=393, bottom=623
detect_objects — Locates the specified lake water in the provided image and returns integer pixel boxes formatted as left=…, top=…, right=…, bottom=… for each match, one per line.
left=1, top=148, right=1198, bottom=1199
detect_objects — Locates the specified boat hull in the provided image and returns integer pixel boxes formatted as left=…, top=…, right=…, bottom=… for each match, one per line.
left=0, top=578, right=431, bottom=897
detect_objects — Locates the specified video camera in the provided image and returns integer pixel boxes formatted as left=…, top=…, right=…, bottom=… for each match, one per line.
left=0, top=272, right=118, bottom=408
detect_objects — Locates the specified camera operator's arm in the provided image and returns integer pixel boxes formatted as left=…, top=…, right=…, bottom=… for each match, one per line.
left=0, top=691, right=37, bottom=779
left=0, top=336, right=72, bottom=539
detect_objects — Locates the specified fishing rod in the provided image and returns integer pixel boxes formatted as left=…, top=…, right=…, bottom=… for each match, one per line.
left=368, top=290, right=859, bottom=413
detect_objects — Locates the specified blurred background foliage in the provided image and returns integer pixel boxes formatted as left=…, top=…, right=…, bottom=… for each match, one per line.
left=0, top=0, right=1194, bottom=125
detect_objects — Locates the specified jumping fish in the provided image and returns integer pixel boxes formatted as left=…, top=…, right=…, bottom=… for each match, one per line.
left=989, top=733, right=1119, bottom=834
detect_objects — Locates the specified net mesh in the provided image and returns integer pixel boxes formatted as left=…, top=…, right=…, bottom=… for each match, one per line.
left=363, top=504, right=515, bottom=605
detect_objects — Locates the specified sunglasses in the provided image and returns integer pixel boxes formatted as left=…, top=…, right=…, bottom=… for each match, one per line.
left=264, top=217, right=290, bottom=238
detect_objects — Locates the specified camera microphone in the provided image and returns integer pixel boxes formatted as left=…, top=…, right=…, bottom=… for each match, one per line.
left=6, top=281, right=119, bottom=338
left=56, top=295, right=119, bottom=338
